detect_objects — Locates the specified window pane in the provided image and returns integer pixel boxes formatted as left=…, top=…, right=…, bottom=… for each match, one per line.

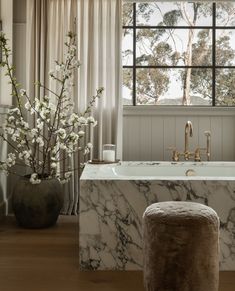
left=123, top=29, right=133, bottom=66
left=123, top=68, right=133, bottom=105
left=216, top=29, right=235, bottom=66
left=136, top=2, right=212, bottom=27
left=136, top=29, right=212, bottom=66
left=216, top=3, right=235, bottom=27
left=123, top=3, right=133, bottom=26
left=216, top=69, right=235, bottom=106
left=136, top=68, right=212, bottom=105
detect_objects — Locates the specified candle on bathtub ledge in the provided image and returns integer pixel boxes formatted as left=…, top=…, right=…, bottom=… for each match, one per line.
left=103, top=144, right=116, bottom=162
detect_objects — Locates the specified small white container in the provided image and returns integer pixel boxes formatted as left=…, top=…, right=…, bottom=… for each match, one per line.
left=103, top=144, right=116, bottom=162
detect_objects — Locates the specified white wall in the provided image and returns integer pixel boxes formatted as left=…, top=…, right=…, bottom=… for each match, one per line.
left=123, top=106, right=235, bottom=161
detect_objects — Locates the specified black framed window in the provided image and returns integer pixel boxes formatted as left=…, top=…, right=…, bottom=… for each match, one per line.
left=122, top=2, right=235, bottom=106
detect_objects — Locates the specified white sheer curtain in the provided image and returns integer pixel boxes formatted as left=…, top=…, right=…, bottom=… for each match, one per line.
left=77, top=0, right=123, bottom=161
left=26, top=0, right=123, bottom=214
left=26, top=0, right=79, bottom=215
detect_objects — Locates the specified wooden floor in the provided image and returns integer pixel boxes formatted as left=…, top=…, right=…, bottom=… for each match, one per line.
left=0, top=216, right=234, bottom=291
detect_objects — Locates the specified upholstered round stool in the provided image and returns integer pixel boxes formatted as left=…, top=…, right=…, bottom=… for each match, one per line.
left=143, top=201, right=219, bottom=291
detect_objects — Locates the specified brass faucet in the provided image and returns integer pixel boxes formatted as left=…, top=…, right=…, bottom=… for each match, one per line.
left=167, top=121, right=211, bottom=162
left=204, top=131, right=211, bottom=161
left=194, top=131, right=211, bottom=162
left=184, top=120, right=193, bottom=160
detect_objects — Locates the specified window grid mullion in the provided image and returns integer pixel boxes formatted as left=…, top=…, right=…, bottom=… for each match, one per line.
left=212, top=3, right=216, bottom=106
left=133, top=3, right=136, bottom=106
left=123, top=2, right=234, bottom=107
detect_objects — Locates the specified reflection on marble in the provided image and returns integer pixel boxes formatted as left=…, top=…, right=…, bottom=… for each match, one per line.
left=79, top=162, right=235, bottom=270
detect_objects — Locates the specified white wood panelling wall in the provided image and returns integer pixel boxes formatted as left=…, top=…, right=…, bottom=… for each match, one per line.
left=123, top=106, right=235, bottom=161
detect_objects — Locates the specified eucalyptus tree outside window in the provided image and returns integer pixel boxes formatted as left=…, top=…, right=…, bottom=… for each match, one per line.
left=122, top=2, right=235, bottom=106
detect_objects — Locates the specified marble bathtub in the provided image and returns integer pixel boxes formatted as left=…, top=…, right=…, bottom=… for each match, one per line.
left=79, top=161, right=235, bottom=270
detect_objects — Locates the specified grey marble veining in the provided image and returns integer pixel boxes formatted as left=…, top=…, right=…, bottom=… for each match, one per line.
left=79, top=162, right=235, bottom=270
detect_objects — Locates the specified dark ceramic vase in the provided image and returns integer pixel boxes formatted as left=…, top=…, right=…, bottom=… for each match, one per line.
left=12, top=177, right=63, bottom=229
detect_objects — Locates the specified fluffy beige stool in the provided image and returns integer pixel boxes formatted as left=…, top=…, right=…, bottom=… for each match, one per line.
left=143, top=201, right=219, bottom=291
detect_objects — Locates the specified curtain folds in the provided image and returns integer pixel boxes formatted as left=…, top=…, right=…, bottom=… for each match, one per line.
left=26, top=0, right=78, bottom=215
left=77, top=0, right=123, bottom=161
left=26, top=0, right=123, bottom=214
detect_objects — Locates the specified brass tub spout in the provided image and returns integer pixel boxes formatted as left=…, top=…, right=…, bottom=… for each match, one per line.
left=185, top=120, right=193, bottom=160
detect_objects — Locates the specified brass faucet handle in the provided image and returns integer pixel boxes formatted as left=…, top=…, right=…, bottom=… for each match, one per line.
left=194, top=147, right=207, bottom=162
left=184, top=150, right=194, bottom=161
left=166, top=147, right=181, bottom=161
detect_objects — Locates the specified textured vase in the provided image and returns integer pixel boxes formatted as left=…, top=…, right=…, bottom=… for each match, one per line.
left=12, top=177, right=63, bottom=229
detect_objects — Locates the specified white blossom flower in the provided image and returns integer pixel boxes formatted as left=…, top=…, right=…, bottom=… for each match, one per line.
left=30, top=173, right=41, bottom=184
left=87, top=143, right=93, bottom=149
left=36, top=119, right=44, bottom=130
left=68, top=132, right=79, bottom=143
left=51, top=162, right=57, bottom=169
left=39, top=110, right=47, bottom=120
left=57, top=128, right=66, bottom=139
left=36, top=136, right=44, bottom=147
left=19, top=150, right=32, bottom=166
left=20, top=140, right=26, bottom=145
left=9, top=108, right=20, bottom=115
left=4, top=127, right=14, bottom=135
left=84, top=147, right=90, bottom=155
left=7, top=116, right=15, bottom=123
left=59, top=143, right=67, bottom=150
left=20, top=89, right=26, bottom=96
left=64, top=171, right=72, bottom=180
left=68, top=113, right=79, bottom=125
left=49, top=70, right=54, bottom=77
left=87, top=116, right=95, bottom=123
left=34, top=98, right=41, bottom=112
left=43, top=95, right=49, bottom=102
left=19, top=119, right=29, bottom=130
left=5, top=153, right=16, bottom=167
left=25, top=101, right=31, bottom=110
left=78, top=116, right=87, bottom=125
left=11, top=129, right=21, bottom=142
left=0, top=33, right=102, bottom=182
left=48, top=102, right=56, bottom=112
left=55, top=64, right=61, bottom=71
left=30, top=128, right=38, bottom=138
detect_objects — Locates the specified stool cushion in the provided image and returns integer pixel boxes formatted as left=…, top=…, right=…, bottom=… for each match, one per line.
left=143, top=201, right=219, bottom=291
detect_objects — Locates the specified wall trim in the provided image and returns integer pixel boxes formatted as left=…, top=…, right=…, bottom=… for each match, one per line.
left=123, top=106, right=235, bottom=117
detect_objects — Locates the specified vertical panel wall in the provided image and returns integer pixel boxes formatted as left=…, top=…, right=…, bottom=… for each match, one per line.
left=123, top=106, right=235, bottom=161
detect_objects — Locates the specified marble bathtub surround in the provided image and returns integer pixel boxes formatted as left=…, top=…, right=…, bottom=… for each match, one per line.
left=79, top=162, right=235, bottom=270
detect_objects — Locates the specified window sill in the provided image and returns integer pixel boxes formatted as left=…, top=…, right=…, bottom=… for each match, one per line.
left=123, top=105, right=235, bottom=116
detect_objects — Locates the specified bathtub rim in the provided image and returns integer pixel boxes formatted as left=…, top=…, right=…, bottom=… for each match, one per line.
left=80, top=161, right=235, bottom=181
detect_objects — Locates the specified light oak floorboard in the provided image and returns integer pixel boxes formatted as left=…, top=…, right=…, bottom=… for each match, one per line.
left=0, top=215, right=234, bottom=291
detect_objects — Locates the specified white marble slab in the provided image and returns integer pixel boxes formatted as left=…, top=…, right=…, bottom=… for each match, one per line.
left=79, top=162, right=235, bottom=270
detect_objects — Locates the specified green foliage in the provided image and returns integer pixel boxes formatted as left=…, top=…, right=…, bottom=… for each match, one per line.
left=122, top=2, right=235, bottom=106
left=162, top=10, right=182, bottom=26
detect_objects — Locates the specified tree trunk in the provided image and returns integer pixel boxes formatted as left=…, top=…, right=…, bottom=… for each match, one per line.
left=182, top=3, right=199, bottom=105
